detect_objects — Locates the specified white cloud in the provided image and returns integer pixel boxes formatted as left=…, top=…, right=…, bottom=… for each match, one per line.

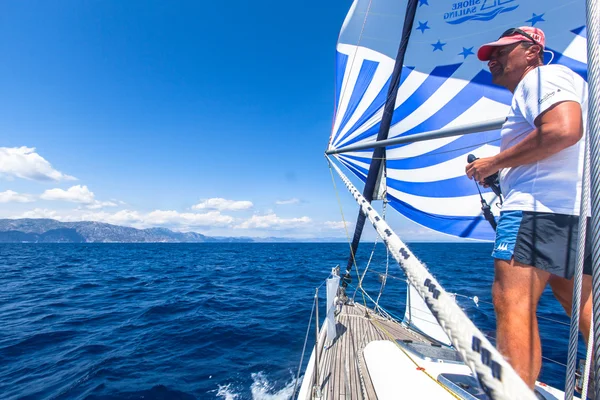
left=41, top=185, right=95, bottom=203
left=235, top=213, right=311, bottom=230
left=19, top=208, right=66, bottom=220
left=85, top=200, right=118, bottom=210
left=324, top=221, right=348, bottom=230
left=192, top=198, right=253, bottom=211
left=39, top=185, right=118, bottom=209
left=0, top=146, right=76, bottom=181
left=146, top=210, right=234, bottom=227
left=275, top=198, right=300, bottom=205
left=81, top=209, right=144, bottom=225
left=0, top=190, right=34, bottom=203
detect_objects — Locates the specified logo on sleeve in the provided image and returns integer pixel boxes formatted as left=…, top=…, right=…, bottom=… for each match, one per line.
left=538, top=89, right=561, bottom=105
left=495, top=242, right=509, bottom=252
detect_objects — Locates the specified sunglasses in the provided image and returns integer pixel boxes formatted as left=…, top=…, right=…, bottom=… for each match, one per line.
left=499, top=28, right=541, bottom=47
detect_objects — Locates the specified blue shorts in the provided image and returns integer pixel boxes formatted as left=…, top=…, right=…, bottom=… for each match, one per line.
left=492, top=211, right=592, bottom=279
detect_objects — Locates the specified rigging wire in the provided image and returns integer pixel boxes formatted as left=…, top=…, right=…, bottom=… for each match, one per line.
left=352, top=237, right=379, bottom=301
left=292, top=292, right=317, bottom=399
left=374, top=193, right=390, bottom=312
left=326, top=156, right=367, bottom=308
left=352, top=188, right=389, bottom=301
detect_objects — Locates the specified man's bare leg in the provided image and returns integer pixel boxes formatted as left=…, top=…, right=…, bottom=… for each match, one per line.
left=548, top=274, right=593, bottom=344
left=493, top=258, right=551, bottom=388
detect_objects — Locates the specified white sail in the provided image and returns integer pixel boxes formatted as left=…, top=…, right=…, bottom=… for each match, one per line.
left=329, top=0, right=588, bottom=240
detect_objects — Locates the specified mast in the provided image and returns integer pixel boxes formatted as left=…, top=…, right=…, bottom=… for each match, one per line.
left=340, top=0, right=418, bottom=293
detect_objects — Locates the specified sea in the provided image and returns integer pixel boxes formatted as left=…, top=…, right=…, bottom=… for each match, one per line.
left=0, top=242, right=587, bottom=399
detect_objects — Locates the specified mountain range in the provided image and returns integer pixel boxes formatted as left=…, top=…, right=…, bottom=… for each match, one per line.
left=0, top=219, right=253, bottom=243
left=0, top=219, right=349, bottom=243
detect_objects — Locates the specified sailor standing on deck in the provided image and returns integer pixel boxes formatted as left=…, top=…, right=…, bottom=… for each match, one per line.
left=465, top=27, right=592, bottom=391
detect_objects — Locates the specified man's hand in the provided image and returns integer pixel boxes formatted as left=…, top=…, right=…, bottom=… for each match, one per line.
left=466, top=156, right=499, bottom=185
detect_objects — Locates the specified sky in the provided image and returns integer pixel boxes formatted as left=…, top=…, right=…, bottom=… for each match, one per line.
left=0, top=0, right=452, bottom=241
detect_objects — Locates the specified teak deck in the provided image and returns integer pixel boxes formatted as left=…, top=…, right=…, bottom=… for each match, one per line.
left=306, top=302, right=431, bottom=400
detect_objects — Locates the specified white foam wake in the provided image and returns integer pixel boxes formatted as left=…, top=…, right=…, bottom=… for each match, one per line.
left=216, top=371, right=297, bottom=400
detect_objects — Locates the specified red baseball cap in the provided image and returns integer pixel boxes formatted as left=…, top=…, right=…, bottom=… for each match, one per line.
left=477, top=26, right=545, bottom=61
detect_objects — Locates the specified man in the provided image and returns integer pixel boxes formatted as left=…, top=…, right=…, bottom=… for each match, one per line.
left=466, top=27, right=591, bottom=391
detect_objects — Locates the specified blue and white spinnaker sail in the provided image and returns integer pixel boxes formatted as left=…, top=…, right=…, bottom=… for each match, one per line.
left=329, top=0, right=588, bottom=241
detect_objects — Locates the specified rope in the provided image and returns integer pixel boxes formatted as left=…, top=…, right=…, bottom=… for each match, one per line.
left=292, top=293, right=317, bottom=399
left=565, top=112, right=592, bottom=399
left=585, top=0, right=600, bottom=398
left=329, top=158, right=537, bottom=400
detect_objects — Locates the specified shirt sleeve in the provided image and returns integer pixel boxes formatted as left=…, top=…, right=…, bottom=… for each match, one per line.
left=515, top=66, right=581, bottom=127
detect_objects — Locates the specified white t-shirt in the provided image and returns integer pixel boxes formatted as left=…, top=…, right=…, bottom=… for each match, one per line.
left=499, top=64, right=588, bottom=215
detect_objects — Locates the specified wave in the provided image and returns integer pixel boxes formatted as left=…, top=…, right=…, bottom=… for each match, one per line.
left=216, top=371, right=297, bottom=400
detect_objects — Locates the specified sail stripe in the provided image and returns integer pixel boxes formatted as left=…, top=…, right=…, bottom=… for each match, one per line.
left=388, top=70, right=512, bottom=140
left=571, top=25, right=587, bottom=38
left=334, top=59, right=380, bottom=140
left=333, top=66, right=414, bottom=148
left=386, top=185, right=499, bottom=217
left=336, top=70, right=510, bottom=157
left=387, top=133, right=501, bottom=169
left=387, top=193, right=495, bottom=241
left=333, top=66, right=432, bottom=148
left=338, top=63, right=462, bottom=148
left=387, top=175, right=480, bottom=198
left=338, top=157, right=368, bottom=182
left=339, top=130, right=500, bottom=172
left=335, top=52, right=349, bottom=117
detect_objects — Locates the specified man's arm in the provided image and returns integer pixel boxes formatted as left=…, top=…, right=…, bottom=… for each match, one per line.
left=466, top=100, right=583, bottom=183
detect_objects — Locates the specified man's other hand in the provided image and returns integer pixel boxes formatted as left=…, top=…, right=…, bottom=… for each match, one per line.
left=466, top=157, right=499, bottom=185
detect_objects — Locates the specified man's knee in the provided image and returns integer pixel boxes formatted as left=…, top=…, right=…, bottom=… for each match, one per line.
left=493, top=259, right=549, bottom=316
left=492, top=281, right=528, bottom=316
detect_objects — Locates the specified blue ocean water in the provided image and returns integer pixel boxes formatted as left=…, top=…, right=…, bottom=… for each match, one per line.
left=0, top=243, right=584, bottom=399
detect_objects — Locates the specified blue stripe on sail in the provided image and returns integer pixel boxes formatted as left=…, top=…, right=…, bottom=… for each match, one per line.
left=388, top=70, right=510, bottom=146
left=338, top=63, right=463, bottom=148
left=546, top=48, right=588, bottom=81
left=335, top=60, right=380, bottom=141
left=387, top=193, right=496, bottom=241
left=341, top=130, right=500, bottom=170
left=335, top=52, right=349, bottom=118
left=571, top=26, right=587, bottom=39
left=386, top=175, right=481, bottom=198
left=334, top=75, right=392, bottom=147
left=389, top=134, right=500, bottom=169
left=338, top=157, right=368, bottom=183
left=333, top=66, right=415, bottom=147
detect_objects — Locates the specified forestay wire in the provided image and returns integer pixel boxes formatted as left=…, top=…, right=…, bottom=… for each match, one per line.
left=328, top=156, right=537, bottom=400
